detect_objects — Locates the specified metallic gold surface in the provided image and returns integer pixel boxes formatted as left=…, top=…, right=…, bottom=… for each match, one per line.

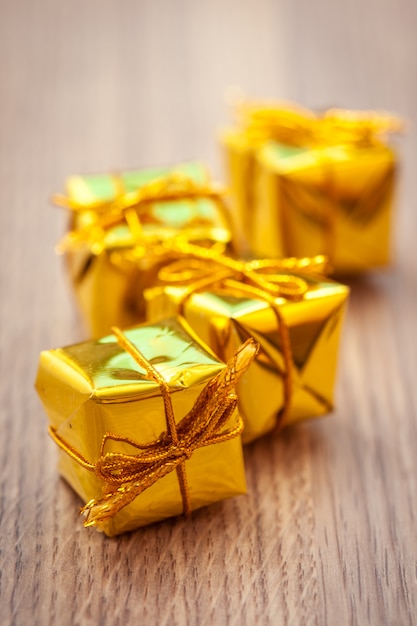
left=35, top=318, right=248, bottom=536
left=146, top=260, right=349, bottom=443
left=55, top=163, right=232, bottom=336
left=221, top=104, right=400, bottom=273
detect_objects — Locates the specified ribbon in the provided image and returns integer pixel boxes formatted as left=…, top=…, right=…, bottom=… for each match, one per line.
left=48, top=327, right=259, bottom=529
left=238, top=101, right=404, bottom=148
left=53, top=172, right=231, bottom=255
left=156, top=240, right=328, bottom=429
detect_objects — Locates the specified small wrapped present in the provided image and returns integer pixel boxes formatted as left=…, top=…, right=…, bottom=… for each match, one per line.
left=221, top=102, right=402, bottom=273
left=35, top=318, right=257, bottom=536
left=54, top=162, right=232, bottom=337
left=146, top=242, right=349, bottom=443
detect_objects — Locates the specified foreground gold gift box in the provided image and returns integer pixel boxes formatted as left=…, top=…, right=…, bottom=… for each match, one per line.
left=35, top=318, right=254, bottom=536
left=221, top=104, right=401, bottom=273
left=54, top=162, right=232, bottom=337
left=146, top=247, right=349, bottom=443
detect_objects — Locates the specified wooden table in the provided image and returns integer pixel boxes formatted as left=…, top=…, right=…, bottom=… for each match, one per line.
left=1, top=1, right=416, bottom=624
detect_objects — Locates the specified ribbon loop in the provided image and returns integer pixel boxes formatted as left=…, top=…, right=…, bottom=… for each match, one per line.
left=158, top=257, right=229, bottom=285
left=157, top=240, right=320, bottom=302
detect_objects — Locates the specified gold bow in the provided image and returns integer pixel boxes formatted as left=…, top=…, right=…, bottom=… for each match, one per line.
left=156, top=241, right=328, bottom=429
left=53, top=172, right=230, bottom=255
left=157, top=239, right=327, bottom=299
left=238, top=101, right=404, bottom=148
left=48, top=327, right=258, bottom=529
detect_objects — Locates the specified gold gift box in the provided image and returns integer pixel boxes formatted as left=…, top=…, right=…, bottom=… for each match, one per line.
left=221, top=104, right=401, bottom=273
left=55, top=162, right=232, bottom=337
left=146, top=253, right=349, bottom=443
left=35, top=318, right=250, bottom=536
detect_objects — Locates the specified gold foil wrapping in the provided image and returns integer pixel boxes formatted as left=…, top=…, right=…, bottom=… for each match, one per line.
left=146, top=259, right=349, bottom=443
left=221, top=104, right=400, bottom=273
left=35, top=318, right=248, bottom=536
left=56, top=163, right=232, bottom=337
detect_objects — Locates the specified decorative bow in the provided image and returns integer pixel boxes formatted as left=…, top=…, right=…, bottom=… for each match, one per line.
left=53, top=172, right=230, bottom=255
left=238, top=101, right=404, bottom=148
left=49, top=327, right=259, bottom=529
left=157, top=239, right=328, bottom=300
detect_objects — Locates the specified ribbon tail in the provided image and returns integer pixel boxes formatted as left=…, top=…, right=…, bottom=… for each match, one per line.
left=81, top=458, right=183, bottom=528
left=81, top=489, right=136, bottom=528
left=201, top=397, right=245, bottom=444
left=204, top=337, right=259, bottom=399
left=177, top=339, right=259, bottom=440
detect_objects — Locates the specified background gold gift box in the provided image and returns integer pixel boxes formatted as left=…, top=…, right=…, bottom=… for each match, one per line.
left=59, top=162, right=232, bottom=336
left=222, top=115, right=397, bottom=273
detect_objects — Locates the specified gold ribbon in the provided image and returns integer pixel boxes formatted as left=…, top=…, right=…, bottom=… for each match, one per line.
left=238, top=101, right=404, bottom=147
left=157, top=239, right=325, bottom=298
left=53, top=172, right=230, bottom=255
left=48, top=327, right=259, bottom=529
left=156, top=240, right=328, bottom=429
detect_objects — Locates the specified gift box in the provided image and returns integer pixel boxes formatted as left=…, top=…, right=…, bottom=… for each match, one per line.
left=54, top=162, right=232, bottom=337
left=35, top=317, right=257, bottom=536
left=221, top=103, right=402, bottom=273
left=146, top=244, right=349, bottom=443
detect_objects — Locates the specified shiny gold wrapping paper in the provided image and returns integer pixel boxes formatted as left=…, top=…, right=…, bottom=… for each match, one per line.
left=254, top=142, right=396, bottom=273
left=221, top=128, right=262, bottom=250
left=35, top=318, right=247, bottom=536
left=146, top=272, right=349, bottom=443
left=221, top=109, right=398, bottom=273
left=58, top=162, right=232, bottom=337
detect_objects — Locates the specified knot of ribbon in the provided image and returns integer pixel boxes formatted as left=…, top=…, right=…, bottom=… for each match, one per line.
left=53, top=172, right=230, bottom=255
left=238, top=101, right=404, bottom=148
left=48, top=327, right=259, bottom=529
left=158, top=239, right=328, bottom=300
left=156, top=241, right=328, bottom=429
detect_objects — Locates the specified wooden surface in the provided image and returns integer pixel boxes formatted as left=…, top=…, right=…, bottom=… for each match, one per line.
left=1, top=1, right=416, bottom=624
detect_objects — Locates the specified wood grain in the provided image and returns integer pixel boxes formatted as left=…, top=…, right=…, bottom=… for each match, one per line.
left=1, top=0, right=416, bottom=624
